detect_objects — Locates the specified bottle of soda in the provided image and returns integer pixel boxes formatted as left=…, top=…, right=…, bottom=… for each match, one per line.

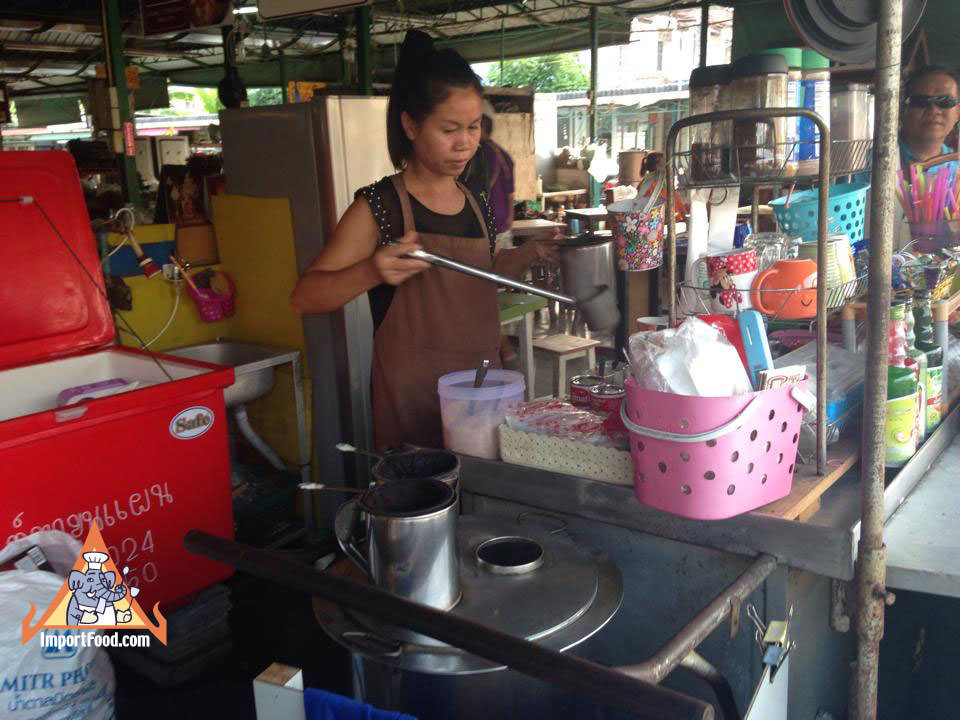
left=913, top=289, right=944, bottom=434
left=895, top=292, right=928, bottom=445
left=887, top=300, right=909, bottom=368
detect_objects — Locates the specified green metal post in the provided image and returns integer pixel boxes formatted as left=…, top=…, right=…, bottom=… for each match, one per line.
left=500, top=20, right=505, bottom=86
left=279, top=49, right=289, bottom=103
left=699, top=1, right=709, bottom=67
left=355, top=6, right=372, bottom=96
left=589, top=6, right=599, bottom=205
left=100, top=0, right=142, bottom=208
left=589, top=6, right=598, bottom=141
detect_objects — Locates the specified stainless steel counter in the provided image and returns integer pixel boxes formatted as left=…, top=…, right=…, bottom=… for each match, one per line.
left=459, top=406, right=960, bottom=582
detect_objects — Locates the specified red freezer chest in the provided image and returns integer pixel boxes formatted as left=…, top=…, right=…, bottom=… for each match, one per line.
left=0, top=151, right=236, bottom=608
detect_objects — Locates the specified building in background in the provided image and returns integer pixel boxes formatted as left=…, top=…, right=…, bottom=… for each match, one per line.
left=555, top=7, right=733, bottom=154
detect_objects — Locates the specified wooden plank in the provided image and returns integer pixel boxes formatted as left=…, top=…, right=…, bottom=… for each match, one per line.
left=754, top=436, right=860, bottom=521
left=492, top=112, right=536, bottom=201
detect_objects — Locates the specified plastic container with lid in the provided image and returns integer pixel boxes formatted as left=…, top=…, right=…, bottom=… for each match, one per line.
left=438, top=369, right=525, bottom=459
left=757, top=49, right=802, bottom=176
left=831, top=82, right=872, bottom=142
left=798, top=49, right=831, bottom=175
left=688, top=64, right=731, bottom=181
left=729, top=54, right=789, bottom=177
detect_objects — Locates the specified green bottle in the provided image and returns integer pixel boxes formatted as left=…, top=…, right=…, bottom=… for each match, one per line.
left=895, top=292, right=928, bottom=445
left=913, top=289, right=944, bottom=433
left=886, top=365, right=919, bottom=468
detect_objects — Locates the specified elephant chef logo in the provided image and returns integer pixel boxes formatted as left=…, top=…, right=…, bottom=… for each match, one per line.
left=21, top=523, right=167, bottom=645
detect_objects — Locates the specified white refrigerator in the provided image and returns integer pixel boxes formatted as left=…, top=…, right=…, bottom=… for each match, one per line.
left=220, top=96, right=393, bottom=509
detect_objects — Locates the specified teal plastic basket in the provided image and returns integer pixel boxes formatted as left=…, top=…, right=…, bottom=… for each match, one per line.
left=769, top=182, right=871, bottom=244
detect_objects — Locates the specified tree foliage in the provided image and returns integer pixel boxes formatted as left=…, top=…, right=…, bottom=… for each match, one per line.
left=486, top=54, right=589, bottom=93
left=247, top=87, right=283, bottom=106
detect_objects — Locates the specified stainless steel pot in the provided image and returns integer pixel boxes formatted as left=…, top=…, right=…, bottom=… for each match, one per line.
left=559, top=238, right=616, bottom=304
left=318, top=515, right=623, bottom=720
left=334, top=478, right=460, bottom=611
left=371, top=448, right=460, bottom=493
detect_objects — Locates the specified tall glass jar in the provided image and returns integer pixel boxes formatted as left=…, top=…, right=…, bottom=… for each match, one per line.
left=729, top=54, right=788, bottom=177
left=688, top=65, right=731, bottom=182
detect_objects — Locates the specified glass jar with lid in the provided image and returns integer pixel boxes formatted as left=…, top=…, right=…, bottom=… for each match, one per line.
left=688, top=64, right=731, bottom=182
left=729, top=54, right=789, bottom=177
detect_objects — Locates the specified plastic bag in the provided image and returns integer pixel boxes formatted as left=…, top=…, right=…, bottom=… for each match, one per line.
left=627, top=317, right=753, bottom=396
left=505, top=399, right=627, bottom=449
left=0, top=532, right=116, bottom=720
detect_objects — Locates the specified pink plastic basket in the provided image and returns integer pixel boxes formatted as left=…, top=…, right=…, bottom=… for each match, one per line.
left=620, top=376, right=813, bottom=520
left=187, top=273, right=236, bottom=322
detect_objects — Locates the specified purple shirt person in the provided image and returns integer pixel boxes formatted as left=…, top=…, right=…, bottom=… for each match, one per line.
left=462, top=100, right=515, bottom=238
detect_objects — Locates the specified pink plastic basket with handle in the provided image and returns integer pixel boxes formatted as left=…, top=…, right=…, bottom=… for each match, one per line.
left=620, top=376, right=813, bottom=520
left=187, top=273, right=236, bottom=322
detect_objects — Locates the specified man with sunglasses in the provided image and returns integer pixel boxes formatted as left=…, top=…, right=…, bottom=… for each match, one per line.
left=856, top=66, right=960, bottom=248
left=900, top=65, right=960, bottom=168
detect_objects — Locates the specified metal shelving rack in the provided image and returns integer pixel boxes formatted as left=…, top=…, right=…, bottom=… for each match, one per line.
left=664, top=107, right=870, bottom=476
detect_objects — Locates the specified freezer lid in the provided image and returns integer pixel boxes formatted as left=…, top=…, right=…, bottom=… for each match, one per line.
left=0, top=151, right=114, bottom=369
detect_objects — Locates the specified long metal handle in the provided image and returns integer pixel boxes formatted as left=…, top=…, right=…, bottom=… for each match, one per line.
left=407, top=249, right=576, bottom=305
left=184, top=530, right=715, bottom=720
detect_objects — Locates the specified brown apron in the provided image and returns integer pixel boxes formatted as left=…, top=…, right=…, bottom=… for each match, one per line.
left=371, top=174, right=502, bottom=449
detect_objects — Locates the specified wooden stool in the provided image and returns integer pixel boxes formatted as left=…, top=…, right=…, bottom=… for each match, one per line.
left=532, top=333, right=602, bottom=398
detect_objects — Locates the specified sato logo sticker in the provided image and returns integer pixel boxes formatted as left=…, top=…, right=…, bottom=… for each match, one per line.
left=169, top=406, right=215, bottom=439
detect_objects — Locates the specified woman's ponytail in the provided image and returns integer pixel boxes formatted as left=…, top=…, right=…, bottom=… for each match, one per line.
left=386, top=30, right=482, bottom=169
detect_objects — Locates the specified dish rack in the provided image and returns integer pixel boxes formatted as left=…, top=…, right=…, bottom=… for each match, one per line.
left=673, top=138, right=873, bottom=189
left=677, top=275, right=868, bottom=320
left=666, top=107, right=871, bottom=476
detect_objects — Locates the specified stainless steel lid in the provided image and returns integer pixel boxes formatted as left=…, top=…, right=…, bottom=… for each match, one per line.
left=570, top=374, right=604, bottom=388
left=317, top=515, right=622, bottom=675
left=591, top=383, right=625, bottom=397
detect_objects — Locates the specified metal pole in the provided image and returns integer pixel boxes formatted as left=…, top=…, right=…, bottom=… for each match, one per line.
left=589, top=6, right=598, bottom=141
left=184, top=531, right=716, bottom=720
left=278, top=49, right=288, bottom=104
left=699, top=1, right=709, bottom=68
left=99, top=0, right=142, bottom=209
left=852, top=0, right=901, bottom=715
left=815, top=118, right=831, bottom=476
left=499, top=19, right=505, bottom=86
left=619, top=554, right=777, bottom=684
left=355, top=6, right=372, bottom=96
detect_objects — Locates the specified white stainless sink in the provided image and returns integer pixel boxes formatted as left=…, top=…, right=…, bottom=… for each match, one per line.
left=166, top=340, right=284, bottom=407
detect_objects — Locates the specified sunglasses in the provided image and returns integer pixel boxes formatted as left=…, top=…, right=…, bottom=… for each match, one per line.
left=905, top=94, right=960, bottom=109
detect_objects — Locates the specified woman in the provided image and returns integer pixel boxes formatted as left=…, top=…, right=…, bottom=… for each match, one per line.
left=640, top=151, right=687, bottom=220
left=291, top=31, right=553, bottom=449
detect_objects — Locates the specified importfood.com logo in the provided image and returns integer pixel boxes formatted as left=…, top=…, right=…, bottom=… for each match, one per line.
left=21, top=523, right=167, bottom=646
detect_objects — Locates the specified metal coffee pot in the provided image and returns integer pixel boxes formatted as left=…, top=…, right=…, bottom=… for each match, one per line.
left=334, top=478, right=460, bottom=610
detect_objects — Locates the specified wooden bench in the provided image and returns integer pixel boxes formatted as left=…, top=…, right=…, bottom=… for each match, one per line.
left=532, top=333, right=602, bottom=398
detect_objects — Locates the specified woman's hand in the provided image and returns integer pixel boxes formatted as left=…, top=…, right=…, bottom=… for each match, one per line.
left=533, top=228, right=563, bottom=264
left=372, top=231, right=431, bottom=286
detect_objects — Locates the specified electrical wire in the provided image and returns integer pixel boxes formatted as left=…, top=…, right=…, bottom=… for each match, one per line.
left=0, top=196, right=175, bottom=382
left=139, top=284, right=182, bottom=349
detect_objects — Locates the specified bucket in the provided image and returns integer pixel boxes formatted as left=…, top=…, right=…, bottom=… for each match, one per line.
left=608, top=175, right=666, bottom=271
left=438, top=369, right=524, bottom=460
left=769, top=182, right=870, bottom=245
left=620, top=376, right=812, bottom=520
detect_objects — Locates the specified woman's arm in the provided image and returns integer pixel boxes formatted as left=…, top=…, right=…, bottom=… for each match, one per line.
left=290, top=197, right=429, bottom=314
left=492, top=231, right=560, bottom=279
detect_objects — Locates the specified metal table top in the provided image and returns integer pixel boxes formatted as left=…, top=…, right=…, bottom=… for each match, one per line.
left=458, top=406, right=960, bottom=583
left=885, top=433, right=960, bottom=598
